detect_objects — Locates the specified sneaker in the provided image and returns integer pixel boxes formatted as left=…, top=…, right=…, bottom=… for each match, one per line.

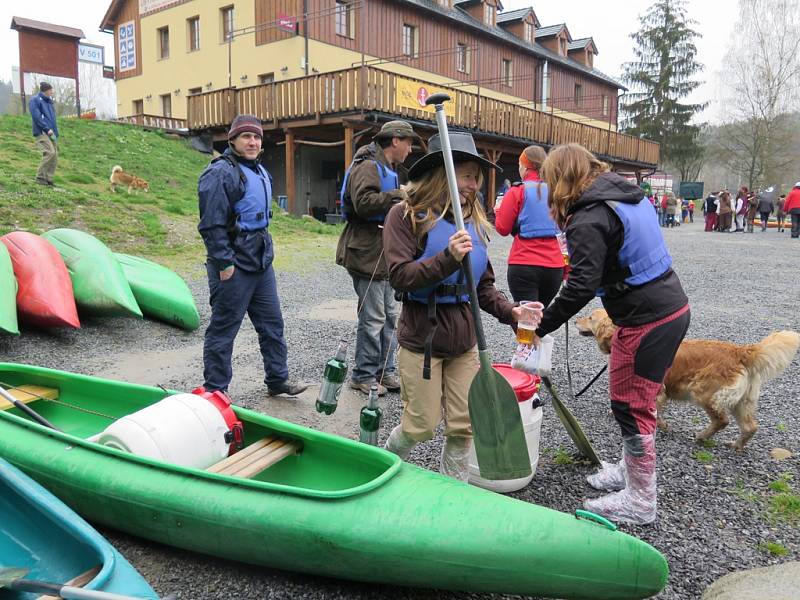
left=349, top=380, right=387, bottom=396
left=379, top=374, right=401, bottom=391
left=267, top=380, right=308, bottom=397
left=35, top=178, right=49, bottom=186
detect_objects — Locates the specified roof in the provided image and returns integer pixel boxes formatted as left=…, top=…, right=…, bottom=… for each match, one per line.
left=534, top=23, right=570, bottom=40
left=99, top=0, right=125, bottom=33
left=10, top=16, right=84, bottom=39
left=454, top=0, right=505, bottom=8
left=568, top=37, right=598, bottom=54
left=496, top=7, right=540, bottom=28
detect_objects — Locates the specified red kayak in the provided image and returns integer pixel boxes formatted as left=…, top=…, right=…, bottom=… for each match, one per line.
left=0, top=232, right=80, bottom=329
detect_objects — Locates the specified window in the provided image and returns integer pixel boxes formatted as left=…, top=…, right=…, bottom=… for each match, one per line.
left=258, top=72, right=275, bottom=84
left=456, top=43, right=470, bottom=74
left=188, top=87, right=202, bottom=96
left=574, top=83, right=583, bottom=106
left=484, top=3, right=496, bottom=26
left=160, top=93, right=172, bottom=117
left=524, top=22, right=533, bottom=43
left=502, top=58, right=512, bottom=87
left=221, top=6, right=234, bottom=42
left=187, top=17, right=200, bottom=51
left=132, top=99, right=143, bottom=114
left=587, top=52, right=593, bottom=68
left=559, top=37, right=567, bottom=56
left=437, top=0, right=451, bottom=7
left=402, top=24, right=418, bottom=58
left=602, top=95, right=609, bottom=117
left=157, top=26, right=169, bottom=59
left=335, top=1, right=353, bottom=38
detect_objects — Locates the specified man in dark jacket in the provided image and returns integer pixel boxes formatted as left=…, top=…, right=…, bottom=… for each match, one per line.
left=29, top=82, right=59, bottom=185
left=756, top=187, right=776, bottom=231
left=336, top=120, right=419, bottom=394
left=198, top=114, right=306, bottom=397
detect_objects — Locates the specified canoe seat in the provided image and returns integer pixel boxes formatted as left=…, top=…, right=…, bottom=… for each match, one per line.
left=0, top=385, right=58, bottom=411
left=39, top=565, right=101, bottom=599
left=207, top=436, right=301, bottom=479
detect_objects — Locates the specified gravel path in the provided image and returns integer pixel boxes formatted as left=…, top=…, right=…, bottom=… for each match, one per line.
left=1, top=221, right=798, bottom=599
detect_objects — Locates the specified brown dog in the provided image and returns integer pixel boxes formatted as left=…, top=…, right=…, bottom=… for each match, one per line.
left=110, top=165, right=150, bottom=194
left=575, top=308, right=800, bottom=450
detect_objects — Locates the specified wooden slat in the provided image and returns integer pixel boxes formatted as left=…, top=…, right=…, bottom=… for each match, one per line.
left=235, top=442, right=299, bottom=479
left=0, top=385, right=58, bottom=410
left=206, top=436, right=275, bottom=474
left=207, top=435, right=300, bottom=479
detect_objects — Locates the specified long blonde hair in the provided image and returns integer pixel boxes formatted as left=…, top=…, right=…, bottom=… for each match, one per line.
left=402, top=163, right=492, bottom=243
left=540, top=143, right=609, bottom=229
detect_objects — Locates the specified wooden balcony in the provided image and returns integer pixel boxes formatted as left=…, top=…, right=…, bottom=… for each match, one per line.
left=116, top=113, right=188, bottom=131
left=187, top=66, right=659, bottom=167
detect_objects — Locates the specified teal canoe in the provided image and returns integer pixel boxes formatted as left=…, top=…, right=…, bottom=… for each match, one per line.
left=0, top=363, right=668, bottom=600
left=41, top=229, right=142, bottom=318
left=114, top=253, right=200, bottom=331
left=0, top=243, right=19, bottom=335
left=0, top=457, right=159, bottom=599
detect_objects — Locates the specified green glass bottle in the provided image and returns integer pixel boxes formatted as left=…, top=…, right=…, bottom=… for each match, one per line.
left=358, top=384, right=382, bottom=445
left=315, top=339, right=348, bottom=415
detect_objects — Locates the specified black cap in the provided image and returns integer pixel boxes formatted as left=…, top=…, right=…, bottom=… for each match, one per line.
left=39, top=82, right=53, bottom=92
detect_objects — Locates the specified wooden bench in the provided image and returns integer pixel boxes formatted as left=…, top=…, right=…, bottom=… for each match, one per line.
left=0, top=385, right=58, bottom=411
left=207, top=436, right=301, bottom=479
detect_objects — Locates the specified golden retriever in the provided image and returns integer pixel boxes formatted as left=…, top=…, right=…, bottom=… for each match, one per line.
left=110, top=165, right=150, bottom=194
left=575, top=308, right=800, bottom=450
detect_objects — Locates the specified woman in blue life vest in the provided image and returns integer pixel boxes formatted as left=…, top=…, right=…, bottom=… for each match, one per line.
left=381, top=132, right=531, bottom=481
left=532, top=144, right=690, bottom=525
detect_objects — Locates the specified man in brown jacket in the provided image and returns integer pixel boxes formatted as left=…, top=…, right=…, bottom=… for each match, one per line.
left=336, top=120, right=419, bottom=394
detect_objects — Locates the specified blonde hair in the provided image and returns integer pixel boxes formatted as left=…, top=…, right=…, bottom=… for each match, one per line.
left=520, top=145, right=547, bottom=171
left=403, top=163, right=492, bottom=242
left=540, top=143, right=609, bottom=229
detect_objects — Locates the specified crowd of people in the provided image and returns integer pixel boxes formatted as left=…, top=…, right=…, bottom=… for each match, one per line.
left=700, top=186, right=800, bottom=236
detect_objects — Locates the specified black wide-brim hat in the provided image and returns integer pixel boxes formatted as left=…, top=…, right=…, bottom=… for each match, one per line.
left=408, top=132, right=501, bottom=181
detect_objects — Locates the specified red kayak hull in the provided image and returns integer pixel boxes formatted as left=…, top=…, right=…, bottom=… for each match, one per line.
left=0, top=232, right=80, bottom=329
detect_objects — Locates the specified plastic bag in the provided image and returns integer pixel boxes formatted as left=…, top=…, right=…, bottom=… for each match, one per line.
left=510, top=334, right=554, bottom=377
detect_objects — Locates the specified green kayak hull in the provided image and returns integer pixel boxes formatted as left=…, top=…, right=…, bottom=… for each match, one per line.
left=0, top=244, right=19, bottom=335
left=41, top=229, right=142, bottom=318
left=114, top=253, right=200, bottom=330
left=0, top=363, right=668, bottom=599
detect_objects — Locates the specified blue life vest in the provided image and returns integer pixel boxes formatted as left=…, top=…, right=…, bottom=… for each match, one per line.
left=517, top=181, right=560, bottom=238
left=597, top=198, right=672, bottom=296
left=407, top=218, right=488, bottom=304
left=235, top=163, right=271, bottom=231
left=340, top=161, right=398, bottom=222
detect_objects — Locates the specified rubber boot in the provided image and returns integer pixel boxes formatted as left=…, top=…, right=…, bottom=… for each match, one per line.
left=440, top=436, right=471, bottom=482
left=384, top=425, right=417, bottom=460
left=586, top=456, right=626, bottom=492
left=583, top=434, right=657, bottom=525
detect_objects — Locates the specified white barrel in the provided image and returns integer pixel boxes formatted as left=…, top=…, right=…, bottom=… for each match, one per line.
left=467, top=396, right=543, bottom=494
left=97, top=393, right=231, bottom=469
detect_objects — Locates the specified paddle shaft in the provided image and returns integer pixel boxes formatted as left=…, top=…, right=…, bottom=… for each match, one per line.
left=427, top=96, right=488, bottom=352
left=9, top=576, right=142, bottom=600
left=0, top=385, right=60, bottom=431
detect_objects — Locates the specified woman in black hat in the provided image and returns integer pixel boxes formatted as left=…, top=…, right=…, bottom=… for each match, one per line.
left=381, top=132, right=529, bottom=480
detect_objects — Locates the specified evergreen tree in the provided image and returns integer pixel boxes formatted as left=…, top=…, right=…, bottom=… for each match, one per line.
left=621, top=0, right=705, bottom=169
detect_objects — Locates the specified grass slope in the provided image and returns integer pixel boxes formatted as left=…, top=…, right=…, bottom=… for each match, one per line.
left=0, top=115, right=340, bottom=276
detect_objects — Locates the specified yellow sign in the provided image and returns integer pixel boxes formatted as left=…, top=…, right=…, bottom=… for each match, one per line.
left=395, top=79, right=456, bottom=117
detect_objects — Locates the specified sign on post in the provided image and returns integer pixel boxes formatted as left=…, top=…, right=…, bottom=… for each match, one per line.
left=78, top=43, right=104, bottom=65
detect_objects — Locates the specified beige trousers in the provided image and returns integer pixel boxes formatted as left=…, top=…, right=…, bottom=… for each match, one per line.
left=398, top=345, right=479, bottom=442
left=35, top=134, right=58, bottom=183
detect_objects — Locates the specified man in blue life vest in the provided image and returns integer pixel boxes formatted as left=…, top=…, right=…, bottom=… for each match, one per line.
left=336, top=120, right=420, bottom=395
left=29, top=81, right=59, bottom=186
left=198, top=114, right=307, bottom=397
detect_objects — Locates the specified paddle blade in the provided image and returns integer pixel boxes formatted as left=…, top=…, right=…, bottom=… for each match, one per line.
left=468, top=351, right=532, bottom=480
left=0, top=568, right=29, bottom=588
left=542, top=377, right=601, bottom=465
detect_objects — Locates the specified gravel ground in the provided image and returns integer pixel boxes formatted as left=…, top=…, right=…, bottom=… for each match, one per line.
left=2, top=221, right=798, bottom=599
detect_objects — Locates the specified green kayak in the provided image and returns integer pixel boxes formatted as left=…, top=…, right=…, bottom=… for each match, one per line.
left=41, top=229, right=142, bottom=318
left=0, top=363, right=668, bottom=600
left=114, top=253, right=200, bottom=330
left=0, top=244, right=19, bottom=335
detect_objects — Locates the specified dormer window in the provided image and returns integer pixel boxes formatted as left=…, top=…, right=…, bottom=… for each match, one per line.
left=559, top=36, right=567, bottom=56
left=437, top=0, right=452, bottom=7
left=484, top=3, right=496, bottom=26
left=524, top=21, right=533, bottom=43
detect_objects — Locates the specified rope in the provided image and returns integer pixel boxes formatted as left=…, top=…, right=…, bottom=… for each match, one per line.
left=0, top=379, right=118, bottom=421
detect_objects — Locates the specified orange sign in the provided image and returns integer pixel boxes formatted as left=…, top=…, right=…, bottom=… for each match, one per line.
left=396, top=79, right=456, bottom=117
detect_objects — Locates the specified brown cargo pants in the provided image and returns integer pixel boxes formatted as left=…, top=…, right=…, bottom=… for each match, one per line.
left=35, top=134, right=58, bottom=184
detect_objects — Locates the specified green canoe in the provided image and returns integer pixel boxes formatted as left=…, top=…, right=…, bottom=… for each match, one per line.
left=0, top=244, right=19, bottom=335
left=114, top=253, right=200, bottom=330
left=0, top=363, right=668, bottom=600
left=41, top=229, right=142, bottom=318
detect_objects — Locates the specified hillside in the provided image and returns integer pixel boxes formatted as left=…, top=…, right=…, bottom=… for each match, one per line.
left=0, top=115, right=340, bottom=276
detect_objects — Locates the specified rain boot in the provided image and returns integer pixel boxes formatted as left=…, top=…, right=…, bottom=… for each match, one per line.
left=586, top=456, right=626, bottom=492
left=440, top=436, right=471, bottom=482
left=384, top=425, right=417, bottom=460
left=584, top=433, right=657, bottom=525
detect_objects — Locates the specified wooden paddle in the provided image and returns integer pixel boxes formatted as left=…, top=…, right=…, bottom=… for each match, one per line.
left=424, top=93, right=531, bottom=480
left=0, top=567, right=142, bottom=600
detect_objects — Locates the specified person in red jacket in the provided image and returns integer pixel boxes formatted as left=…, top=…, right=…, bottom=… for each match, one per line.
left=784, top=181, right=800, bottom=238
left=495, top=145, right=565, bottom=305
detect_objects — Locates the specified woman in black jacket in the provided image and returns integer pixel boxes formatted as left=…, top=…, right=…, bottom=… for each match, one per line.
left=532, top=144, right=690, bottom=525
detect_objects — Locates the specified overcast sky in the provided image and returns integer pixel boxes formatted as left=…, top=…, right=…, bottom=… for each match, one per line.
left=2, top=0, right=736, bottom=122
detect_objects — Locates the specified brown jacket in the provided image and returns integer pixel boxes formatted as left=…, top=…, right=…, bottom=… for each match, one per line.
left=335, top=142, right=406, bottom=279
left=383, top=203, right=516, bottom=358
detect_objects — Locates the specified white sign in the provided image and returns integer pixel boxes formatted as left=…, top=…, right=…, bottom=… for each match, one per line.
left=118, top=21, right=136, bottom=72
left=139, top=0, right=182, bottom=15
left=79, top=43, right=104, bottom=65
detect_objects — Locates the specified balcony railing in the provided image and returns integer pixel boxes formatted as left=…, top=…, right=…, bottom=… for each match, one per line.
left=187, top=66, right=659, bottom=166
left=117, top=113, right=188, bottom=131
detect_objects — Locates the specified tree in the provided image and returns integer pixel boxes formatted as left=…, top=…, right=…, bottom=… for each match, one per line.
left=620, top=0, right=706, bottom=170
left=715, top=0, right=800, bottom=190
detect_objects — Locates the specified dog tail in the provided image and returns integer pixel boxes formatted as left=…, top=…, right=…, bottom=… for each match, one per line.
left=111, top=165, right=122, bottom=173
left=748, top=331, right=800, bottom=381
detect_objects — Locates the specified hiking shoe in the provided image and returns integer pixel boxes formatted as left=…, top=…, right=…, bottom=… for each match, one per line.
left=267, top=380, right=308, bottom=397
left=380, top=374, right=401, bottom=391
left=349, top=380, right=387, bottom=396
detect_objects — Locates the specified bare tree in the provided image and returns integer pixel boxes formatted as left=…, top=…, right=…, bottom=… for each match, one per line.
left=716, top=0, right=800, bottom=189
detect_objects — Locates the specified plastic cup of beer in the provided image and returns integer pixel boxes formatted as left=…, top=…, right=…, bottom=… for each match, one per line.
left=516, top=300, right=543, bottom=345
